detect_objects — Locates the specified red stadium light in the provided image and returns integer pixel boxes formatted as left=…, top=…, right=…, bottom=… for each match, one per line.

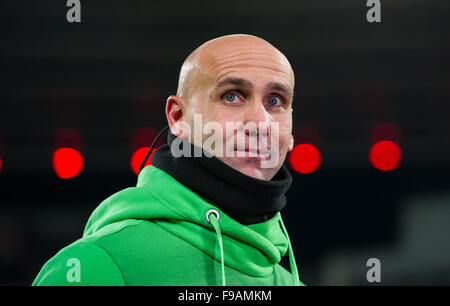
left=289, top=143, right=322, bottom=174
left=131, top=147, right=156, bottom=175
left=52, top=147, right=84, bottom=179
left=369, top=140, right=402, bottom=171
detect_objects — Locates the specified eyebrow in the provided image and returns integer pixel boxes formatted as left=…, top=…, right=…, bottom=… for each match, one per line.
left=213, top=77, right=293, bottom=100
left=216, top=77, right=253, bottom=90
left=266, top=82, right=294, bottom=99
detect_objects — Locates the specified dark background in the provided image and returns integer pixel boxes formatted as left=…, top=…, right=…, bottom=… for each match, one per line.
left=1, top=0, right=450, bottom=285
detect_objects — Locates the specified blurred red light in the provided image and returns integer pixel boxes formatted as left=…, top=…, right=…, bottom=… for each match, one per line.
left=52, top=148, right=84, bottom=179
left=369, top=140, right=402, bottom=171
left=289, top=143, right=321, bottom=174
left=131, top=147, right=156, bottom=175
left=0, top=155, right=2, bottom=172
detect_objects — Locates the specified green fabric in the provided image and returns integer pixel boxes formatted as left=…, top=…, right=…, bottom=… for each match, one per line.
left=33, top=165, right=304, bottom=286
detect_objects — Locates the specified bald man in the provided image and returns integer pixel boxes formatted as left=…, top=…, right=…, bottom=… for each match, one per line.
left=33, top=34, right=304, bottom=286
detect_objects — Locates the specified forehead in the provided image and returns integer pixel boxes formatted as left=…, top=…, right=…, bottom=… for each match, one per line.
left=198, top=45, right=294, bottom=89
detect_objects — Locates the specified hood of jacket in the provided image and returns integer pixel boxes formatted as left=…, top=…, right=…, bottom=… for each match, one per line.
left=83, top=164, right=300, bottom=283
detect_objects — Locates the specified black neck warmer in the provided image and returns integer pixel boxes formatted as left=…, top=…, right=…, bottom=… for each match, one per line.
left=150, top=129, right=293, bottom=225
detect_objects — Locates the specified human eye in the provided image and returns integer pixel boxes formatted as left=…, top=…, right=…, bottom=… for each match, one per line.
left=267, top=95, right=283, bottom=107
left=221, top=91, right=241, bottom=104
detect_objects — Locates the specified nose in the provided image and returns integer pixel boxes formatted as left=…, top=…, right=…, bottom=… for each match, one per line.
left=244, top=100, right=271, bottom=137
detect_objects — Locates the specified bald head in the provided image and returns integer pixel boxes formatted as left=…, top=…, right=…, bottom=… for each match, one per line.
left=176, top=34, right=295, bottom=100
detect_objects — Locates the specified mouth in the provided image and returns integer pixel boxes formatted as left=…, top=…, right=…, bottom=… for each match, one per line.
left=233, top=146, right=272, bottom=159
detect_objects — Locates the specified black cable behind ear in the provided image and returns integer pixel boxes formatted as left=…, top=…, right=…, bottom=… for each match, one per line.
left=138, top=125, right=170, bottom=174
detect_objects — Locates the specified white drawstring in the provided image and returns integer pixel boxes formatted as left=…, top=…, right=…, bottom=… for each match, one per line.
left=205, top=209, right=302, bottom=286
left=206, top=209, right=226, bottom=286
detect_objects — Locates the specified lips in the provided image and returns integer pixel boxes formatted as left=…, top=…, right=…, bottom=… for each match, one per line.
left=233, top=146, right=271, bottom=159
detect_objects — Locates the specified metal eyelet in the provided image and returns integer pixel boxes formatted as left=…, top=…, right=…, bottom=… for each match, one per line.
left=205, top=209, right=220, bottom=223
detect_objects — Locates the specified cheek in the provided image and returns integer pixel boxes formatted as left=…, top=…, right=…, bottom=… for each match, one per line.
left=206, top=113, right=240, bottom=137
left=278, top=133, right=291, bottom=153
left=276, top=119, right=292, bottom=149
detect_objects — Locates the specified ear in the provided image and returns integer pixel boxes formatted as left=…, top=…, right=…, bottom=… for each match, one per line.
left=165, top=95, right=188, bottom=138
left=288, top=134, right=294, bottom=152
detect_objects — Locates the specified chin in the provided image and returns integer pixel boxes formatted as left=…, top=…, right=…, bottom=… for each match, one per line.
left=218, top=156, right=277, bottom=180
left=233, top=163, right=274, bottom=181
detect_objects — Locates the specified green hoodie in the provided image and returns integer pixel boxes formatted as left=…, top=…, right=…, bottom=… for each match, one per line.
left=33, top=165, right=304, bottom=286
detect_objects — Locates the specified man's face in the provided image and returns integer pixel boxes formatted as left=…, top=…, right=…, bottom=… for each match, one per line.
left=174, top=36, right=294, bottom=180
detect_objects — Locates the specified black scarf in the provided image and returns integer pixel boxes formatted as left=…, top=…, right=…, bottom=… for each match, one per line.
left=150, top=129, right=293, bottom=225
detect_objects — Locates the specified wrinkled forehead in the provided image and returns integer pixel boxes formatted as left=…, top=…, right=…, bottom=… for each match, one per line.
left=193, top=41, right=295, bottom=88
left=197, top=44, right=295, bottom=88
